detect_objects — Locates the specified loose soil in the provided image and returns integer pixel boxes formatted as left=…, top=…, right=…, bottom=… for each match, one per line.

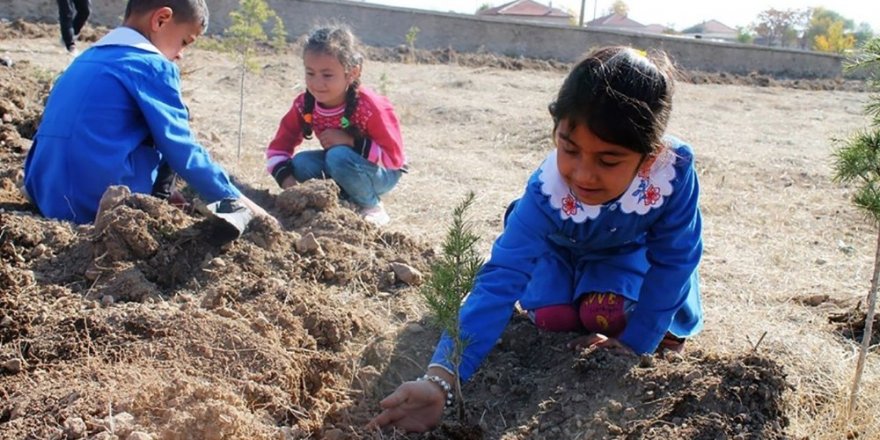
left=1, top=19, right=879, bottom=440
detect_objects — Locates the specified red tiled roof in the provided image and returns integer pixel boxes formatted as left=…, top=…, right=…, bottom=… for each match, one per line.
left=584, top=12, right=645, bottom=29
left=479, top=0, right=570, bottom=18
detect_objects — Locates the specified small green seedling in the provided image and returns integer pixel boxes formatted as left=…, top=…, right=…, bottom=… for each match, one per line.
left=223, top=0, right=287, bottom=159
left=421, top=191, right=483, bottom=420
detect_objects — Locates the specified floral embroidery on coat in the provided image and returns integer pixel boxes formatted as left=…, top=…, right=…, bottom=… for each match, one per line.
left=538, top=147, right=677, bottom=223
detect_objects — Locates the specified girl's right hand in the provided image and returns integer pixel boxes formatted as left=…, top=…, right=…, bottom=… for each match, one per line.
left=367, top=379, right=446, bottom=433
left=280, top=176, right=297, bottom=189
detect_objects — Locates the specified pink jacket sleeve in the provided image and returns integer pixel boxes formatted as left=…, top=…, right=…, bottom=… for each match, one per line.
left=265, top=96, right=305, bottom=174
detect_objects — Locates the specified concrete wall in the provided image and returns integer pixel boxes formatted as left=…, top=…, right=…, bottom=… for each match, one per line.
left=2, top=0, right=851, bottom=79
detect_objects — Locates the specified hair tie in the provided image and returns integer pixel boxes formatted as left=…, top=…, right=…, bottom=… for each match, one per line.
left=303, top=113, right=313, bottom=124
left=340, top=116, right=350, bottom=129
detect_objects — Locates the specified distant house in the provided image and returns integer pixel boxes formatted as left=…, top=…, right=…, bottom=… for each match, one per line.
left=584, top=12, right=646, bottom=32
left=681, top=19, right=737, bottom=42
left=642, top=23, right=674, bottom=35
left=477, top=0, right=572, bottom=26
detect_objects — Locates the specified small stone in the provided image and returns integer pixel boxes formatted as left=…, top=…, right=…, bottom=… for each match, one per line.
left=638, top=355, right=654, bottom=368
left=323, top=428, right=344, bottom=440
left=0, top=57, right=12, bottom=67
left=85, top=266, right=102, bottom=282
left=814, top=258, right=827, bottom=265
left=389, top=262, right=422, bottom=286
left=683, top=371, right=702, bottom=382
left=126, top=432, right=153, bottom=440
left=404, top=323, right=424, bottom=333
left=101, top=295, right=115, bottom=307
left=106, top=412, right=135, bottom=437
left=2, top=358, right=23, bottom=373
left=376, top=291, right=392, bottom=298
left=295, top=233, right=323, bottom=255
left=608, top=400, right=623, bottom=413
left=91, top=432, right=119, bottom=440
left=64, top=416, right=87, bottom=438
left=30, top=243, right=48, bottom=258
left=210, top=257, right=226, bottom=268
left=215, top=307, right=238, bottom=318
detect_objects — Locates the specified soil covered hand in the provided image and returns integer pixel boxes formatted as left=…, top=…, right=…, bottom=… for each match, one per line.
left=367, top=380, right=446, bottom=433
left=317, top=128, right=354, bottom=149
left=569, top=333, right=635, bottom=355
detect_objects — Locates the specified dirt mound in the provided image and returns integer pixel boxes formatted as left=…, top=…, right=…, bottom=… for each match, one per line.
left=400, top=315, right=790, bottom=439
left=0, top=18, right=103, bottom=42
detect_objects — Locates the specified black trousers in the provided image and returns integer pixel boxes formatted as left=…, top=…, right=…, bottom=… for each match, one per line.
left=57, top=0, right=90, bottom=50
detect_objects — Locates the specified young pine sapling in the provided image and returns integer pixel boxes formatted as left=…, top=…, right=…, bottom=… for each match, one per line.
left=832, top=36, right=880, bottom=417
left=421, top=191, right=483, bottom=420
left=224, top=0, right=286, bottom=159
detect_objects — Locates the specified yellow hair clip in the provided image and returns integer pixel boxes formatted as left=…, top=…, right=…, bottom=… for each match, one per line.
left=634, top=49, right=648, bottom=57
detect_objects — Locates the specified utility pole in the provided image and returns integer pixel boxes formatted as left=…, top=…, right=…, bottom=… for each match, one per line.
left=579, top=0, right=586, bottom=26
left=593, top=0, right=598, bottom=20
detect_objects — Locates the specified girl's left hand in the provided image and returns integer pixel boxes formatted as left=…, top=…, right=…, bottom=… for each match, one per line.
left=568, top=333, right=635, bottom=355
left=318, top=129, right=354, bottom=149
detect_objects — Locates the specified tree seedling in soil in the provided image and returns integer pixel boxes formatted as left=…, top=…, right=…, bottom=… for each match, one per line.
left=223, top=0, right=286, bottom=159
left=832, top=36, right=880, bottom=417
left=405, top=25, right=420, bottom=64
left=421, top=191, right=483, bottom=420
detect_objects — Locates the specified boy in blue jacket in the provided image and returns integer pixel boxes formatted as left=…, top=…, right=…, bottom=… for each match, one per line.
left=24, top=0, right=272, bottom=225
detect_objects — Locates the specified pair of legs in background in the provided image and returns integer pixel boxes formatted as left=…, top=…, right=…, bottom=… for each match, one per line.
left=57, top=0, right=90, bottom=53
left=291, top=146, right=401, bottom=225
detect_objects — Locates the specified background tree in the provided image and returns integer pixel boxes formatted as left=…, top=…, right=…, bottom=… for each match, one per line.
left=736, top=26, right=755, bottom=44
left=803, top=7, right=853, bottom=49
left=607, top=0, right=628, bottom=17
left=832, top=36, right=880, bottom=417
left=476, top=3, right=491, bottom=13
left=223, top=0, right=286, bottom=159
left=751, top=8, right=807, bottom=47
left=814, top=20, right=856, bottom=53
left=854, top=23, right=876, bottom=47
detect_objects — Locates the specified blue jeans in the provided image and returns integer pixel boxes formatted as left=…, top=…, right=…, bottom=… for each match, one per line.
left=291, top=146, right=401, bottom=208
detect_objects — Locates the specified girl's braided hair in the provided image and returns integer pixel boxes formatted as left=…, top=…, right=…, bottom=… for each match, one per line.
left=301, top=25, right=364, bottom=140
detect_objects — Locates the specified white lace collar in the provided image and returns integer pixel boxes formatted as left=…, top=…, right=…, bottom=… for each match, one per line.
left=538, top=147, right=677, bottom=223
left=92, top=27, right=161, bottom=54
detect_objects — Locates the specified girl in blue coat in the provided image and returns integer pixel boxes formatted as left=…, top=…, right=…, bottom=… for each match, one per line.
left=371, top=46, right=703, bottom=433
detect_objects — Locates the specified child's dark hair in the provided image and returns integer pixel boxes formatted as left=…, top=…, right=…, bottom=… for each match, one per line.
left=301, top=25, right=364, bottom=139
left=549, top=46, right=675, bottom=156
left=124, top=0, right=210, bottom=31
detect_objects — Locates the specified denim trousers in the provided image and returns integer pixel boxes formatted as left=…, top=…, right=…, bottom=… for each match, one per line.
left=57, top=0, right=90, bottom=49
left=291, top=146, right=401, bottom=208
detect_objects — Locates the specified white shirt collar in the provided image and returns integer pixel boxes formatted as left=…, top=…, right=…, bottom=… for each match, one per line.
left=538, top=146, right=677, bottom=223
left=92, top=27, right=161, bottom=55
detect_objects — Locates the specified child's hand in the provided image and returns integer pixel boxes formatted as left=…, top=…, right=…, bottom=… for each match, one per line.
left=569, top=333, right=635, bottom=355
left=367, top=379, right=446, bottom=433
left=280, top=176, right=297, bottom=189
left=317, top=129, right=354, bottom=149
left=238, top=195, right=280, bottom=227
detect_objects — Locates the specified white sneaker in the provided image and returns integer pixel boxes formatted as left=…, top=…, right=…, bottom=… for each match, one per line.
left=360, top=203, right=390, bottom=226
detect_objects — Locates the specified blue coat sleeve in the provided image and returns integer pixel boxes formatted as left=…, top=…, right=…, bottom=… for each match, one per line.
left=430, top=185, right=554, bottom=382
left=618, top=147, right=702, bottom=354
left=131, top=61, right=240, bottom=202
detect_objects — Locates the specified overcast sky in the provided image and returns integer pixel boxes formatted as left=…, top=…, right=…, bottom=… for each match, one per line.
left=362, top=0, right=880, bottom=32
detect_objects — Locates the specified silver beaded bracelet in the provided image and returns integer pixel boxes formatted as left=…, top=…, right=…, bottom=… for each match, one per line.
left=418, top=374, right=454, bottom=408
